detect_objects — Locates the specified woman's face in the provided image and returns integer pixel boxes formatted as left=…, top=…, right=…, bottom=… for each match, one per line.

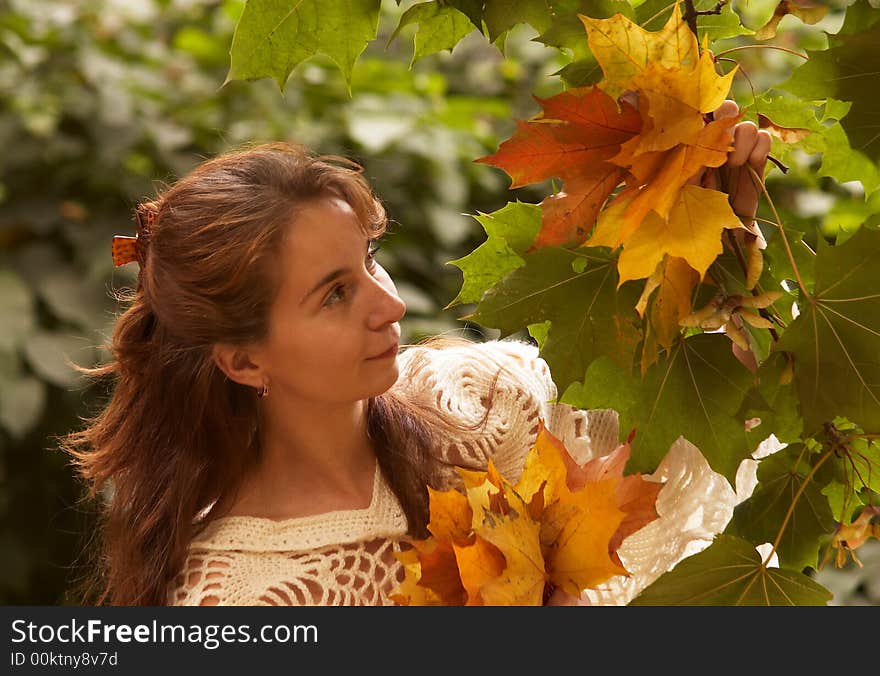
left=258, top=196, right=406, bottom=404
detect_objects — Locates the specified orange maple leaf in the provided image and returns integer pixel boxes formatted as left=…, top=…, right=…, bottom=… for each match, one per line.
left=475, top=86, right=641, bottom=249
left=390, top=420, right=663, bottom=605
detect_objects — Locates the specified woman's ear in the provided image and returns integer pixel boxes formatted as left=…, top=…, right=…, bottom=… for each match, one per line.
left=212, top=343, right=264, bottom=389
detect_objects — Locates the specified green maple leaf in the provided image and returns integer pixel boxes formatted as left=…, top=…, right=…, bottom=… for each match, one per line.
left=738, top=352, right=804, bottom=453
left=838, top=438, right=880, bottom=496
left=762, top=224, right=816, bottom=302
left=622, top=333, right=754, bottom=482
left=559, top=355, right=638, bottom=428
left=445, top=202, right=542, bottom=308
left=775, top=225, right=880, bottom=437
left=630, top=535, right=833, bottom=605
left=565, top=334, right=756, bottom=482
left=836, top=0, right=880, bottom=36
left=728, top=444, right=835, bottom=572
left=227, top=0, right=381, bottom=91
left=540, top=0, right=633, bottom=57
left=780, top=20, right=880, bottom=164
left=388, top=1, right=475, bottom=65
left=463, top=246, right=641, bottom=397
left=444, top=0, right=486, bottom=32
left=480, top=0, right=557, bottom=42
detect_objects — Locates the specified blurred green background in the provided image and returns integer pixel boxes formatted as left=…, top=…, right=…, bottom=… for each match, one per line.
left=0, top=0, right=877, bottom=605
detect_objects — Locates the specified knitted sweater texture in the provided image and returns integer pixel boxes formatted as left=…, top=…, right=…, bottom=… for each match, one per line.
left=168, top=339, right=759, bottom=606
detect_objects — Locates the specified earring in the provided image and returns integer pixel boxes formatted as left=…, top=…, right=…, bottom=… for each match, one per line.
left=257, top=382, right=269, bottom=398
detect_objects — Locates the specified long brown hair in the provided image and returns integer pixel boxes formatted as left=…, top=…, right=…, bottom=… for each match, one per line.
left=57, top=142, right=496, bottom=606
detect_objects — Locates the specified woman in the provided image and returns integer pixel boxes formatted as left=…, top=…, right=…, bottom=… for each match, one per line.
left=60, top=101, right=772, bottom=606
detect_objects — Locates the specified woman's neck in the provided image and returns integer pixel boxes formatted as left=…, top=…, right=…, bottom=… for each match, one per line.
left=220, top=398, right=378, bottom=519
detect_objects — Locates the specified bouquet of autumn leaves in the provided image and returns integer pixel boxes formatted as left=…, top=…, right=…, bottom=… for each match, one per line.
left=390, top=421, right=663, bottom=606
left=471, top=3, right=780, bottom=374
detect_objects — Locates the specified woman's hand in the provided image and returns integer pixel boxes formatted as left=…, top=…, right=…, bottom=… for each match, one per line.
left=687, top=100, right=772, bottom=247
left=690, top=100, right=773, bottom=373
left=619, top=90, right=772, bottom=245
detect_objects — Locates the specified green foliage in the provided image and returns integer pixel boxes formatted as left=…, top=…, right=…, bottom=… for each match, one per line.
left=445, top=201, right=541, bottom=307
left=228, top=0, right=382, bottom=90
left=780, top=11, right=880, bottom=163
left=622, top=334, right=756, bottom=482
left=775, top=226, right=880, bottom=436
left=465, top=246, right=641, bottom=395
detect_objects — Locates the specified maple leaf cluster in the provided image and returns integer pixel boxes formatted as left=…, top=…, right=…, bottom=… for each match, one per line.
left=390, top=421, right=662, bottom=606
left=477, top=3, right=752, bottom=367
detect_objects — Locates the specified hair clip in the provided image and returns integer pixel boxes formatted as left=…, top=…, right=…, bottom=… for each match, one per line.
left=112, top=204, right=157, bottom=267
left=111, top=235, right=139, bottom=267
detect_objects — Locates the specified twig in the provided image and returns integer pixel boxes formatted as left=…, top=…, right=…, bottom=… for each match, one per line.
left=684, top=0, right=727, bottom=37
left=766, top=156, right=789, bottom=174
left=746, top=164, right=811, bottom=304
left=713, top=44, right=809, bottom=61
left=683, top=0, right=699, bottom=37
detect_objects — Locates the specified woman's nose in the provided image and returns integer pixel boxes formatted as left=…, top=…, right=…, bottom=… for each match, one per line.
left=367, top=274, right=406, bottom=329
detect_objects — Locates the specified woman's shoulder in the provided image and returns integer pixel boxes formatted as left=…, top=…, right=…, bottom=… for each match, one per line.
left=394, top=336, right=556, bottom=404
left=392, top=337, right=563, bottom=482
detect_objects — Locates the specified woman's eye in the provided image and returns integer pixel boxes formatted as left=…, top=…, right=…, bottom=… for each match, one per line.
left=367, top=242, right=382, bottom=271
left=324, top=284, right=346, bottom=306
left=324, top=243, right=382, bottom=308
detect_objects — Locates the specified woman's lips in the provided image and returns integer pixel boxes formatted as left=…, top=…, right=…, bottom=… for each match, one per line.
left=367, top=342, right=398, bottom=360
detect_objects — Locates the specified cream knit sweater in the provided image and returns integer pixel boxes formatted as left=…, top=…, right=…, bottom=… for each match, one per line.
left=168, top=338, right=766, bottom=606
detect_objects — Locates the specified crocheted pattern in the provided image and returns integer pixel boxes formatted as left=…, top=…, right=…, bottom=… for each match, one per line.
left=167, top=338, right=753, bottom=606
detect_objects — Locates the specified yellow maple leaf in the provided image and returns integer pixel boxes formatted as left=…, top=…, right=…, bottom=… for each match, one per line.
left=637, top=255, right=701, bottom=371
left=475, top=492, right=548, bottom=606
left=457, top=461, right=509, bottom=530
left=426, top=484, right=472, bottom=542
left=514, top=426, right=569, bottom=506
left=576, top=7, right=744, bottom=350
left=610, top=115, right=738, bottom=235
left=580, top=1, right=698, bottom=98
left=595, top=184, right=742, bottom=285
